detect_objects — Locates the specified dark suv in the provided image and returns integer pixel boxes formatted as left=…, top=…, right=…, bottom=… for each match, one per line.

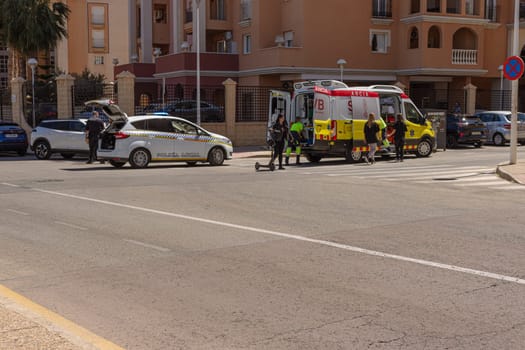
left=446, top=114, right=488, bottom=148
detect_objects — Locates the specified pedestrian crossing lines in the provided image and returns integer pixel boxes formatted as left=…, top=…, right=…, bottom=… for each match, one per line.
left=297, top=163, right=525, bottom=191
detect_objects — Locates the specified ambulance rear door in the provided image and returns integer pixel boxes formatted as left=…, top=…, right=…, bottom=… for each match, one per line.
left=268, top=90, right=291, bottom=139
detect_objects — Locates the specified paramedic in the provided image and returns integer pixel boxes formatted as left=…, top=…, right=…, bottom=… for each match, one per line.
left=285, top=118, right=305, bottom=165
left=363, top=113, right=380, bottom=164
left=271, top=114, right=288, bottom=170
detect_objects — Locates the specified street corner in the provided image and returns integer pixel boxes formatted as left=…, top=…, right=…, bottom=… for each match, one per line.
left=496, top=162, right=525, bottom=185
left=0, top=284, right=124, bottom=350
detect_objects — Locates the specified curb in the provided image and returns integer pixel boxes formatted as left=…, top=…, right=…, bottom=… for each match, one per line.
left=496, top=162, right=525, bottom=185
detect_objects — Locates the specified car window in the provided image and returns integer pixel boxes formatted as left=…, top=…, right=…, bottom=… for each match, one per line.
left=43, top=121, right=70, bottom=130
left=146, top=118, right=174, bottom=133
left=404, top=102, right=424, bottom=124
left=69, top=121, right=85, bottom=132
left=479, top=114, right=492, bottom=122
left=131, top=120, right=147, bottom=130
left=171, top=119, right=199, bottom=135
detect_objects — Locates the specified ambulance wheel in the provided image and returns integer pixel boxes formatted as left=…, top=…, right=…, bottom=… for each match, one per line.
left=255, top=162, right=260, bottom=170
left=416, top=139, right=432, bottom=157
left=345, top=148, right=362, bottom=163
left=269, top=163, right=276, bottom=171
left=305, top=154, right=322, bottom=163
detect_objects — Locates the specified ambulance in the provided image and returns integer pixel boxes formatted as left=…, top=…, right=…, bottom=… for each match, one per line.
left=268, top=80, right=435, bottom=163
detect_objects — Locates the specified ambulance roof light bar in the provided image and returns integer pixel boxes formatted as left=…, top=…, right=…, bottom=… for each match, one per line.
left=294, top=80, right=348, bottom=91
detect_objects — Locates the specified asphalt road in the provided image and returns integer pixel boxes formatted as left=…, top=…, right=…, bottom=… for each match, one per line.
left=1, top=145, right=525, bottom=349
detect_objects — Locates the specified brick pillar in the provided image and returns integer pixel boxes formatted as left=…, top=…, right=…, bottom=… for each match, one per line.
left=10, top=77, right=32, bottom=133
left=56, top=74, right=75, bottom=119
left=116, top=71, right=136, bottom=115
left=222, top=78, right=237, bottom=142
left=464, top=83, right=477, bottom=115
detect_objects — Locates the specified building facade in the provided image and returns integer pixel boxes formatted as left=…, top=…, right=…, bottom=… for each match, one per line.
left=54, top=0, right=525, bottom=112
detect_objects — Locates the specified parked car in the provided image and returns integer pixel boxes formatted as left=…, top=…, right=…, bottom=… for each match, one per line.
left=475, top=111, right=525, bottom=146
left=144, top=100, right=225, bottom=122
left=0, top=122, right=28, bottom=156
left=88, top=99, right=233, bottom=168
left=446, top=114, right=488, bottom=148
left=30, top=119, right=89, bottom=159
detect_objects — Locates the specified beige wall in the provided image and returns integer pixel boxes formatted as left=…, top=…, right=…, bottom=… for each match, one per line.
left=56, top=0, right=130, bottom=81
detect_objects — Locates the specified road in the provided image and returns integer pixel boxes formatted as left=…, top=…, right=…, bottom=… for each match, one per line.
left=1, top=145, right=524, bottom=349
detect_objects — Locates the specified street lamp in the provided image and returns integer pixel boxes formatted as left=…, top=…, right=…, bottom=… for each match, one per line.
left=498, top=64, right=503, bottom=110
left=27, top=58, right=37, bottom=127
left=337, top=58, right=347, bottom=82
left=195, top=0, right=201, bottom=125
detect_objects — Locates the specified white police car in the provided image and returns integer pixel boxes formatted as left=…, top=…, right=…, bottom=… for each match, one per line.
left=89, top=100, right=233, bottom=168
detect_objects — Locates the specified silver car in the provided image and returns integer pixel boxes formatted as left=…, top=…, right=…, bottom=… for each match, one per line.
left=475, top=111, right=525, bottom=146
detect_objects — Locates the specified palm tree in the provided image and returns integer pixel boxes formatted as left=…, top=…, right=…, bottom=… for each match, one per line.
left=0, top=0, right=70, bottom=80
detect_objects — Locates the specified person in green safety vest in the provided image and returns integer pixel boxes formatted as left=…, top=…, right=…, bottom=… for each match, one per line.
left=285, top=117, right=305, bottom=165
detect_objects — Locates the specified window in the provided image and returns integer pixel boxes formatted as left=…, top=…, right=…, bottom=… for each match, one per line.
left=243, top=34, right=251, bottom=54
left=284, top=31, right=294, bottom=47
left=409, top=27, right=419, bottom=49
left=466, top=0, right=480, bottom=15
left=372, top=0, right=392, bottom=18
left=428, top=26, right=441, bottom=48
left=485, top=0, right=497, bottom=21
left=370, top=30, right=390, bottom=53
left=446, top=0, right=460, bottom=13
left=88, top=3, right=108, bottom=53
left=240, top=0, right=251, bottom=21
left=154, top=4, right=167, bottom=24
left=410, top=0, right=420, bottom=13
left=146, top=119, right=174, bottom=133
left=94, top=56, right=104, bottom=65
left=404, top=102, right=424, bottom=124
left=427, top=0, right=440, bottom=12
left=210, top=0, right=226, bottom=20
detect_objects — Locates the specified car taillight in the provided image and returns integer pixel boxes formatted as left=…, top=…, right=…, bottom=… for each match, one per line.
left=114, top=131, right=130, bottom=139
left=459, top=132, right=464, bottom=138
left=504, top=124, right=511, bottom=129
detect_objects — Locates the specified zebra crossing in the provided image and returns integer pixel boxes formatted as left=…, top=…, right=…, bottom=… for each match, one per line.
left=294, top=162, right=525, bottom=191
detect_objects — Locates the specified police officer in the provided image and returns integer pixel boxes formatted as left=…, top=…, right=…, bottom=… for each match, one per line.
left=85, top=111, right=105, bottom=164
left=285, top=117, right=305, bottom=165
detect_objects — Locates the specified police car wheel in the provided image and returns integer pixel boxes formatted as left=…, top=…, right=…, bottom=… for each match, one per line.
left=416, top=139, right=432, bottom=157
left=129, top=148, right=151, bottom=168
left=208, top=147, right=225, bottom=166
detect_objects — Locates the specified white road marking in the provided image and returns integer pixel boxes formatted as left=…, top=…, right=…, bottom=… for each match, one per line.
left=6, top=209, right=29, bottom=216
left=123, top=239, right=170, bottom=252
left=1, top=183, right=21, bottom=187
left=54, top=221, right=88, bottom=231
left=3, top=182, right=525, bottom=286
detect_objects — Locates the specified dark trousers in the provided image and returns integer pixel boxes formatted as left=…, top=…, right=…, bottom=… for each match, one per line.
left=273, top=141, right=285, bottom=166
left=395, top=139, right=405, bottom=159
left=88, top=137, right=98, bottom=162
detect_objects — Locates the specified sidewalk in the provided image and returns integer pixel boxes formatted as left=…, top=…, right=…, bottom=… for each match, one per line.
left=0, top=285, right=122, bottom=350
left=233, top=145, right=271, bottom=159
left=496, top=161, right=525, bottom=185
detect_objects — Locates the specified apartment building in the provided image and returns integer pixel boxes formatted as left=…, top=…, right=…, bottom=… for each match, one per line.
left=54, top=0, right=525, bottom=111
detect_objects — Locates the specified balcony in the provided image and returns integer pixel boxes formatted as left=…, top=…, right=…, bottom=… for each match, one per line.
left=452, top=49, right=477, bottom=65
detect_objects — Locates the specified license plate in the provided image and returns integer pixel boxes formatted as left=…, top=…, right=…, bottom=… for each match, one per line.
left=471, top=131, right=481, bottom=135
left=5, top=134, right=17, bottom=138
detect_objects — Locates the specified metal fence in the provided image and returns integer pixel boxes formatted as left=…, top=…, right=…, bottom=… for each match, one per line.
left=23, top=81, right=57, bottom=127
left=409, top=88, right=466, bottom=112
left=71, top=82, right=117, bottom=117
left=0, top=88, right=11, bottom=121
left=236, top=86, right=279, bottom=122
left=476, top=89, right=511, bottom=111
left=134, top=83, right=225, bottom=123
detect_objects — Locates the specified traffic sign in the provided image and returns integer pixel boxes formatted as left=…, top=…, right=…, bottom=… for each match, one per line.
left=503, top=55, right=524, bottom=81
